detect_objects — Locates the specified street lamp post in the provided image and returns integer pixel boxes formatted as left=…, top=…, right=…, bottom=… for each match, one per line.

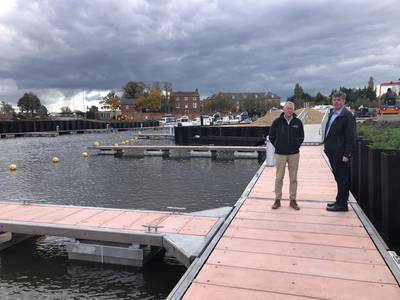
left=163, top=88, right=171, bottom=113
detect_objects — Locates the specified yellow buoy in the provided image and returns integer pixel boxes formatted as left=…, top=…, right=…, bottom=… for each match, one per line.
left=82, top=152, right=89, bottom=158
left=52, top=156, right=60, bottom=163
left=93, top=141, right=100, bottom=147
left=9, top=164, right=17, bottom=171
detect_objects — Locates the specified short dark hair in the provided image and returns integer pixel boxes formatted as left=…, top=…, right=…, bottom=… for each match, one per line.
left=332, top=91, right=346, bottom=100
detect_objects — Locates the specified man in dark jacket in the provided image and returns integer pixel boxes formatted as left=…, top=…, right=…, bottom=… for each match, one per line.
left=269, top=101, right=304, bottom=210
left=384, top=88, right=397, bottom=106
left=324, top=91, right=356, bottom=212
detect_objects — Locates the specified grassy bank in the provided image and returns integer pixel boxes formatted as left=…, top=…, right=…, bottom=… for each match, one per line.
left=357, top=123, right=400, bottom=150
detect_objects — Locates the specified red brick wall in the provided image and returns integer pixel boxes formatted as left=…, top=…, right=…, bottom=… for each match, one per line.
left=172, top=95, right=201, bottom=115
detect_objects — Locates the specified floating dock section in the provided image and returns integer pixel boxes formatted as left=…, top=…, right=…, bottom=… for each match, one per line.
left=89, top=145, right=266, bottom=160
left=0, top=203, right=230, bottom=267
left=168, top=146, right=400, bottom=300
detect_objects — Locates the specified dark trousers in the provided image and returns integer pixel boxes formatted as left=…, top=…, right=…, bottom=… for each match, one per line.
left=325, top=151, right=351, bottom=206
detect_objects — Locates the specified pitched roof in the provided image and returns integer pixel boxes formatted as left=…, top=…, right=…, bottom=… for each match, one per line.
left=173, top=89, right=200, bottom=97
left=120, top=97, right=137, bottom=106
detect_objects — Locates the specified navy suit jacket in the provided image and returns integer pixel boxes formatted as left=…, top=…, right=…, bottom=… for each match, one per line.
left=324, top=107, right=356, bottom=158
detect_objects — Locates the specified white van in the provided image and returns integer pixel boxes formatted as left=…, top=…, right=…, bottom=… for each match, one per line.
left=177, top=116, right=191, bottom=126
left=159, top=115, right=177, bottom=126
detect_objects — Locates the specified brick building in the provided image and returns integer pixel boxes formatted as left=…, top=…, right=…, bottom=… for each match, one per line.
left=172, top=89, right=201, bottom=115
left=120, top=96, right=137, bottom=116
left=120, top=81, right=149, bottom=116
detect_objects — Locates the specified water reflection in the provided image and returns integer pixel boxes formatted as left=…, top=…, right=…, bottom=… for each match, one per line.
left=0, top=132, right=261, bottom=298
left=0, top=237, right=185, bottom=299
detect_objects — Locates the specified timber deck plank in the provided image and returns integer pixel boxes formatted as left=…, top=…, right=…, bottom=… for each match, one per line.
left=182, top=146, right=400, bottom=300
left=0, top=204, right=218, bottom=237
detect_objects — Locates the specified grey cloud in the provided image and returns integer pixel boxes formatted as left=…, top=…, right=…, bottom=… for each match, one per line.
left=0, top=0, right=399, bottom=109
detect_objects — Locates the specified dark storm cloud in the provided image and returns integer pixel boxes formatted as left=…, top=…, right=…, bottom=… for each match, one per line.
left=0, top=0, right=399, bottom=110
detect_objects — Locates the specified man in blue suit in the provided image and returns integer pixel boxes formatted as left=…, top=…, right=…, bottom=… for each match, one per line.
left=324, top=92, right=356, bottom=212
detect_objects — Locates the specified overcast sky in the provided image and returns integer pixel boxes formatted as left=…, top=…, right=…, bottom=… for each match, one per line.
left=1, top=0, right=399, bottom=111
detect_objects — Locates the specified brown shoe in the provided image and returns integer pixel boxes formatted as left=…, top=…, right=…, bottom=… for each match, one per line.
left=272, top=200, right=281, bottom=209
left=290, top=200, right=300, bottom=210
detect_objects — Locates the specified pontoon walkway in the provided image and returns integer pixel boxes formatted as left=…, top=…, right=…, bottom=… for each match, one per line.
left=170, top=146, right=400, bottom=300
left=0, top=204, right=228, bottom=267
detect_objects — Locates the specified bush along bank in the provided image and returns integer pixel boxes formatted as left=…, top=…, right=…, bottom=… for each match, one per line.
left=357, top=123, right=400, bottom=150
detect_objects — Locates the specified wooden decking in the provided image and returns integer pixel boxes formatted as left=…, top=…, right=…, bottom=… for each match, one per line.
left=0, top=203, right=228, bottom=267
left=182, top=146, right=400, bottom=300
left=0, top=203, right=219, bottom=239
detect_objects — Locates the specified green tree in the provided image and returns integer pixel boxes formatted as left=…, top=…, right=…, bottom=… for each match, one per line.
left=293, top=83, right=304, bottom=107
left=366, top=77, right=377, bottom=102
left=204, top=94, right=234, bottom=113
left=37, top=105, right=48, bottom=117
left=365, top=85, right=376, bottom=102
left=286, top=83, right=307, bottom=107
left=89, top=105, right=99, bottom=112
left=240, top=99, right=268, bottom=116
left=314, top=92, right=329, bottom=104
left=368, top=76, right=374, bottom=89
left=330, top=85, right=376, bottom=109
left=0, top=101, right=15, bottom=115
left=17, top=92, right=42, bottom=116
left=135, top=88, right=161, bottom=112
left=60, top=106, right=72, bottom=113
left=122, top=81, right=145, bottom=99
left=100, top=91, right=121, bottom=110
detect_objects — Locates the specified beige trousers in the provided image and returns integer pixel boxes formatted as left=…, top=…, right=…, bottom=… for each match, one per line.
left=274, top=153, right=300, bottom=201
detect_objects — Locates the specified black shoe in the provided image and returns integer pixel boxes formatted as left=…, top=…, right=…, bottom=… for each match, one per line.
left=326, top=204, right=348, bottom=212
left=327, top=202, right=336, bottom=207
left=272, top=200, right=281, bottom=209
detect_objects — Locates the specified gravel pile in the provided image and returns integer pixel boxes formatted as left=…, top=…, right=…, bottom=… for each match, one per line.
left=252, top=111, right=282, bottom=126
left=301, top=108, right=325, bottom=124
left=252, top=108, right=324, bottom=126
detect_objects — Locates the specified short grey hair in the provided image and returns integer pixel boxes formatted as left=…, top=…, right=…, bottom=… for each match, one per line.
left=284, top=101, right=295, bottom=109
left=332, top=91, right=346, bottom=100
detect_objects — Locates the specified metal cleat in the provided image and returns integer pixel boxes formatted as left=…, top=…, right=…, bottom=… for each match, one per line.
left=167, top=206, right=187, bottom=215
left=142, top=224, right=164, bottom=233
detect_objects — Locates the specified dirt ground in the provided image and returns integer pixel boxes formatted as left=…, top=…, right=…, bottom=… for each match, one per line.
left=252, top=111, right=282, bottom=126
left=301, top=108, right=325, bottom=124
left=363, top=115, right=400, bottom=128
left=252, top=108, right=325, bottom=126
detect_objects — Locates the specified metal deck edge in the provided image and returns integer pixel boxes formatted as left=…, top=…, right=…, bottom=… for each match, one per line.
left=350, top=200, right=400, bottom=285
left=0, top=220, right=164, bottom=246
left=166, top=160, right=267, bottom=300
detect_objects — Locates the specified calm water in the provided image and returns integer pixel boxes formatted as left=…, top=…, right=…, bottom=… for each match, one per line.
left=0, top=132, right=261, bottom=299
